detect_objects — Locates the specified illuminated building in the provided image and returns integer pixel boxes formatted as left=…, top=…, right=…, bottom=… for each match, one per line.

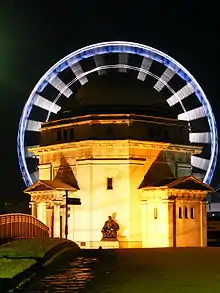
left=24, top=74, right=213, bottom=248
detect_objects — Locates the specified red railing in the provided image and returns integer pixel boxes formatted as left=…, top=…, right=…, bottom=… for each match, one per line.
left=0, top=213, right=49, bottom=240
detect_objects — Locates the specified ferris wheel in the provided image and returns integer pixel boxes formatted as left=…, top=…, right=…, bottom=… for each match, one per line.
left=17, top=41, right=218, bottom=187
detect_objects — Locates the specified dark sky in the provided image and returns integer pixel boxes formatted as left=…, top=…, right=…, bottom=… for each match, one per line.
left=0, top=1, right=220, bottom=205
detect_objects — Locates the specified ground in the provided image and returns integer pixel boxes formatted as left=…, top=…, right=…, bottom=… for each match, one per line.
left=2, top=241, right=220, bottom=292
left=85, top=247, right=220, bottom=293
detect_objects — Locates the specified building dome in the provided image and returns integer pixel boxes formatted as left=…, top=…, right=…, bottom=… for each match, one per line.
left=43, top=72, right=190, bottom=147
left=50, top=73, right=176, bottom=120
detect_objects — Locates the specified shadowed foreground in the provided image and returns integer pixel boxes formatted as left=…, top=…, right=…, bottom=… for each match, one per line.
left=86, top=248, right=220, bottom=293
left=13, top=247, right=220, bottom=293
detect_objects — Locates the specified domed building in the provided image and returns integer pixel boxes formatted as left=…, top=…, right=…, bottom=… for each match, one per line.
left=24, top=74, right=212, bottom=248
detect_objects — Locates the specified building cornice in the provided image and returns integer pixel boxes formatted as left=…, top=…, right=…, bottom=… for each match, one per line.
left=140, top=187, right=208, bottom=201
left=41, top=113, right=188, bottom=131
left=28, top=139, right=202, bottom=156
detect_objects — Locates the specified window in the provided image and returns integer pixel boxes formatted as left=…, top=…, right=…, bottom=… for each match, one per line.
left=106, top=125, right=113, bottom=135
left=190, top=207, right=195, bottom=219
left=107, top=177, right=113, bottom=190
left=184, top=207, right=188, bottom=219
left=154, top=207, right=158, bottom=219
left=177, top=163, right=191, bottom=177
left=149, top=127, right=158, bottom=140
left=69, top=128, right=74, bottom=140
left=163, top=129, right=170, bottom=142
left=57, top=130, right=62, bottom=141
left=178, top=207, right=182, bottom=219
left=63, top=129, right=68, bottom=141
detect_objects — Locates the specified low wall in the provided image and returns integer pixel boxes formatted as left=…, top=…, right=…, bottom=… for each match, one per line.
left=76, top=240, right=143, bottom=249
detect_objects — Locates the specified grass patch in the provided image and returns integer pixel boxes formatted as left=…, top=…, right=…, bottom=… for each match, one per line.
left=0, top=258, right=36, bottom=279
left=0, top=237, right=72, bottom=258
left=0, top=237, right=78, bottom=279
left=87, top=247, right=220, bottom=293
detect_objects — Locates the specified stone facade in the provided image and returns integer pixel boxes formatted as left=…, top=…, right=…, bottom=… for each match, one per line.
left=24, top=114, right=212, bottom=248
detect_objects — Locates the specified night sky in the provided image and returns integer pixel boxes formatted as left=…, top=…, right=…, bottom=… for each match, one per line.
left=0, top=1, right=219, bottom=208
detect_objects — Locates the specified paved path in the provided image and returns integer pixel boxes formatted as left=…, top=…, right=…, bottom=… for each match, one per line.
left=16, top=253, right=98, bottom=292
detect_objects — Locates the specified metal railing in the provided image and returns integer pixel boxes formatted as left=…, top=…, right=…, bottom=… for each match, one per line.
left=0, top=213, right=49, bottom=239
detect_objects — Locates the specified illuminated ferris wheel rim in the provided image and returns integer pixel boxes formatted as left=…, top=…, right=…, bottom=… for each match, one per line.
left=18, top=41, right=218, bottom=186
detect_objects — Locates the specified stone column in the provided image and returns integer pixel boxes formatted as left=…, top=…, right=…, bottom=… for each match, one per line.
left=54, top=202, right=61, bottom=238
left=47, top=207, right=53, bottom=237
left=168, top=200, right=175, bottom=247
left=37, top=202, right=47, bottom=225
left=200, top=200, right=207, bottom=247
left=30, top=201, right=37, bottom=217
left=141, top=201, right=147, bottom=247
